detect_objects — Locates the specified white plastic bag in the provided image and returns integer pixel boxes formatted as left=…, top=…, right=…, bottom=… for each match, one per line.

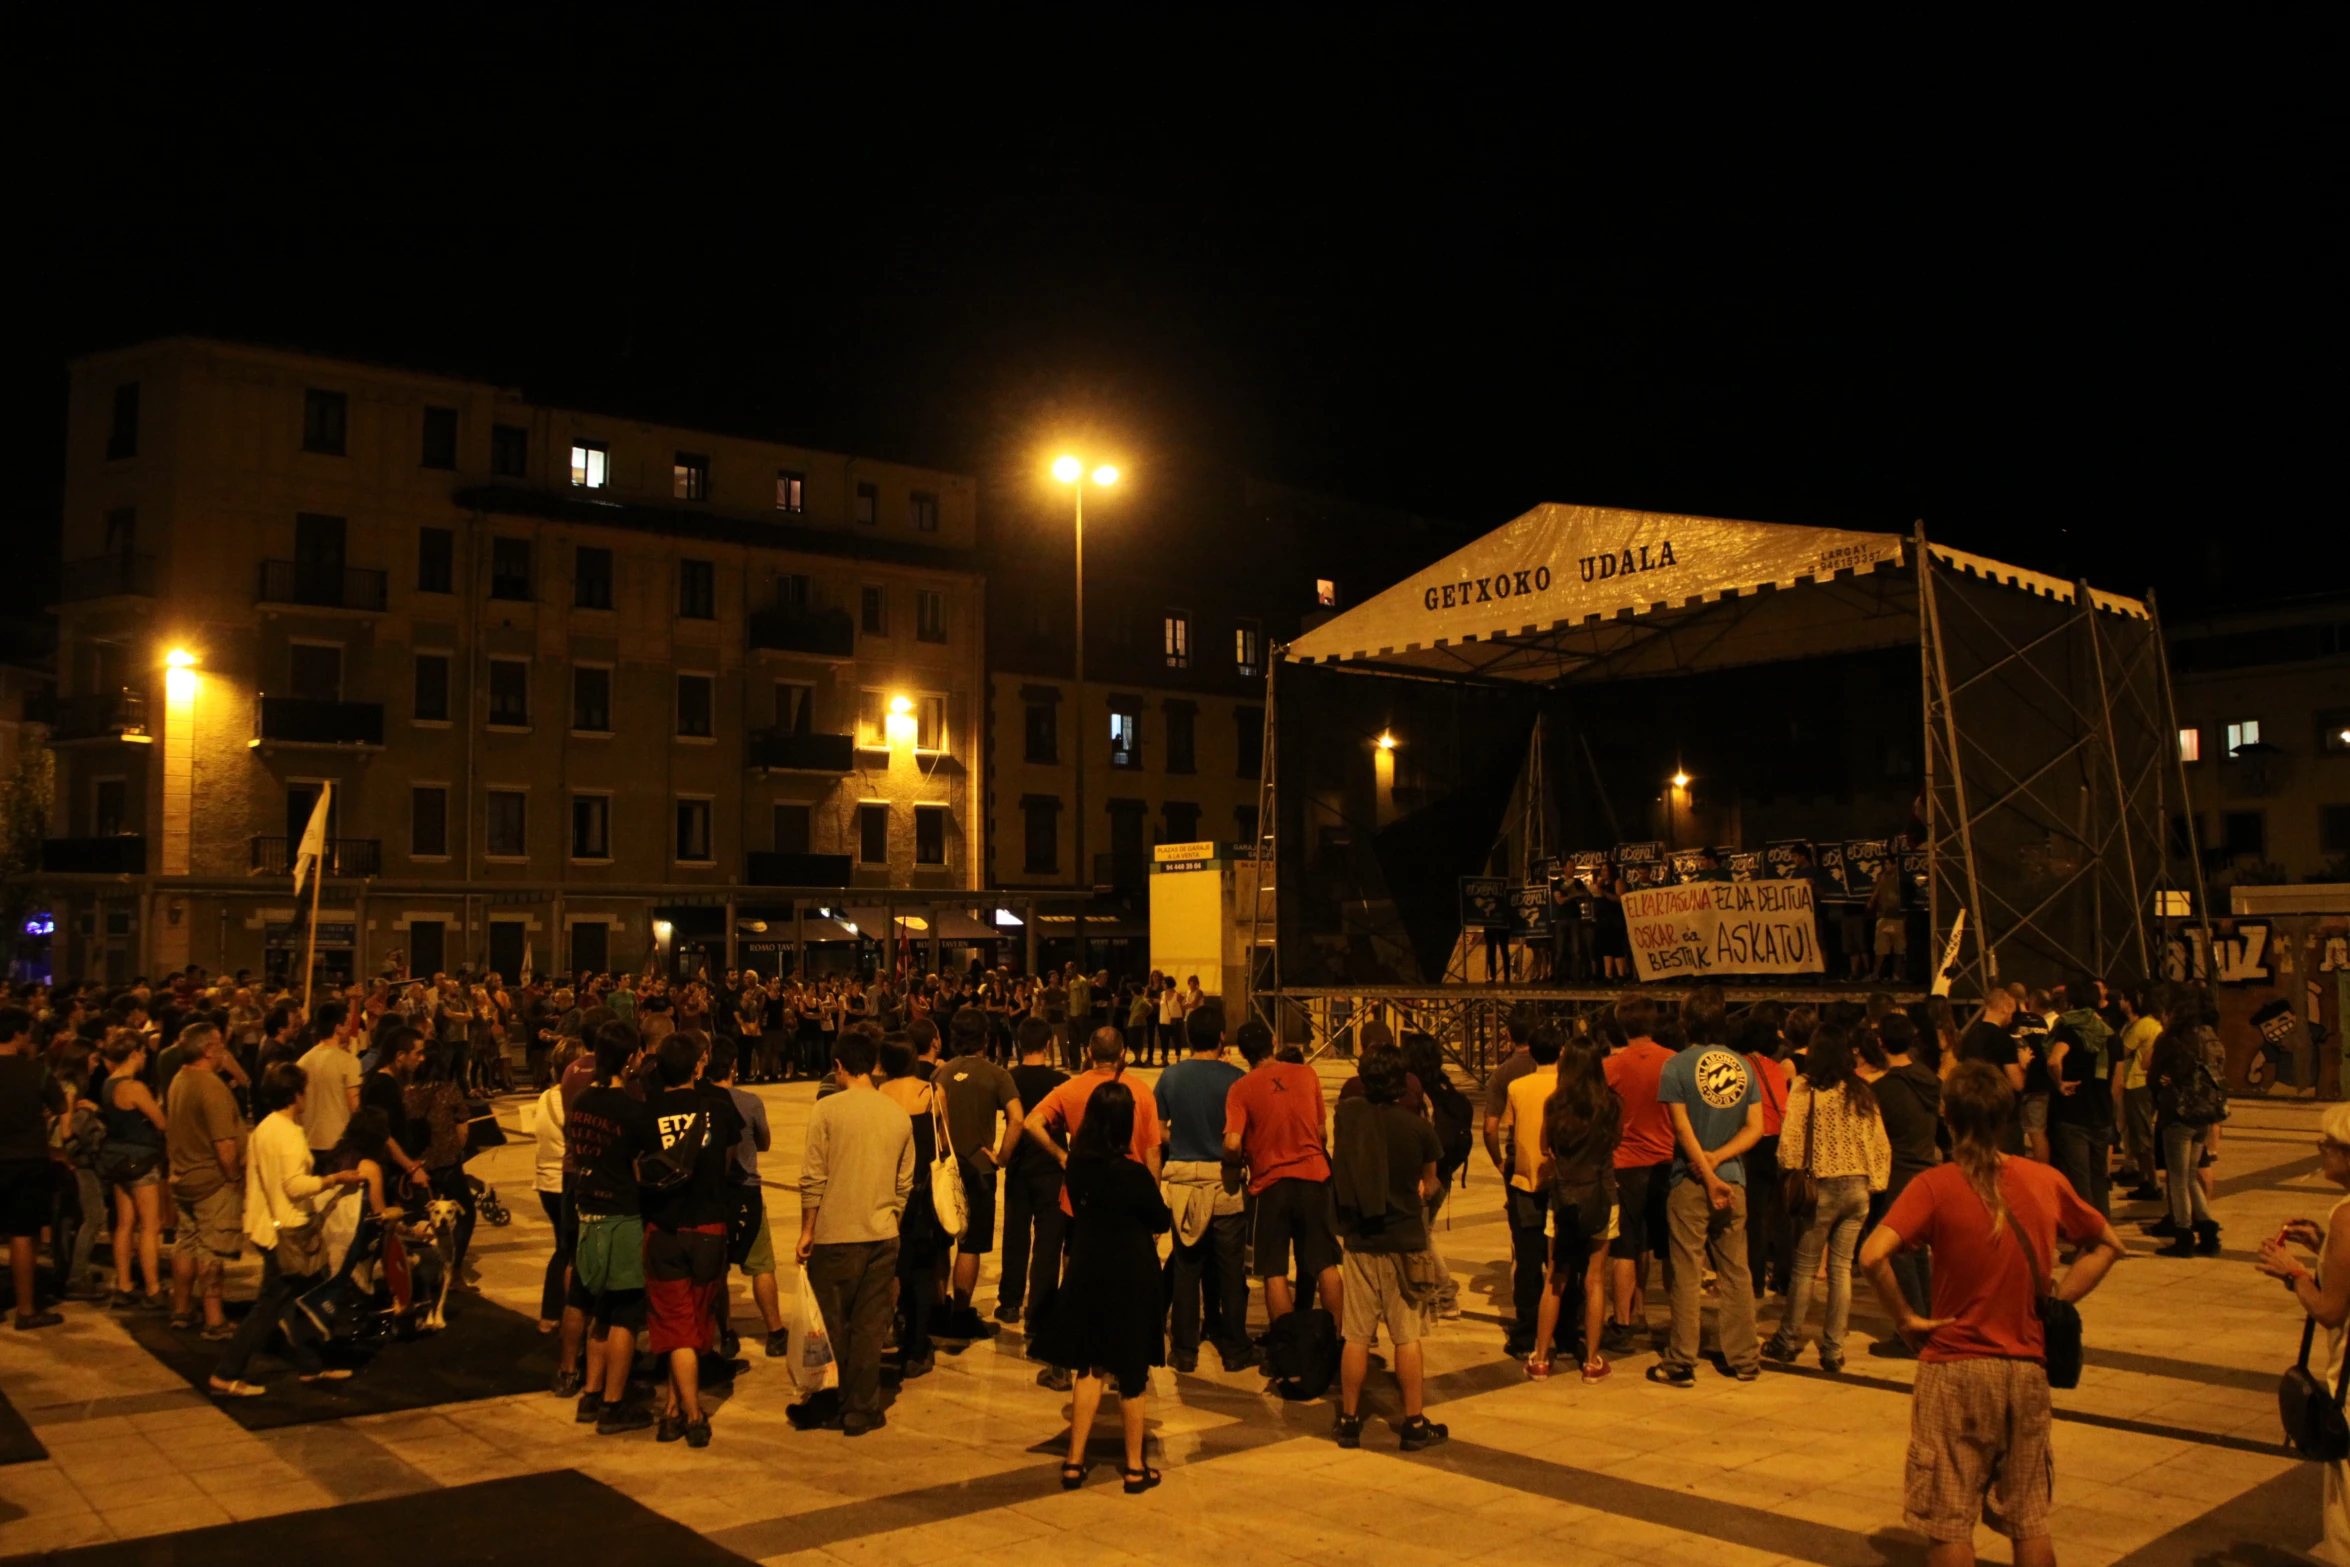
left=787, top=1259, right=837, bottom=1396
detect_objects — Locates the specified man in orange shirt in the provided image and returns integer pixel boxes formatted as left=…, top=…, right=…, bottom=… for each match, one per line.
left=1601, top=996, right=1677, bottom=1356
left=1225, top=1021, right=1342, bottom=1329
left=1022, top=1026, right=1161, bottom=1390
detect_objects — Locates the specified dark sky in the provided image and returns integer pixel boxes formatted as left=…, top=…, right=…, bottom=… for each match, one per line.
left=14, top=13, right=2342, bottom=620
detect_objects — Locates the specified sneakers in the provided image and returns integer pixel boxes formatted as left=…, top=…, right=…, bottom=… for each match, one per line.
left=899, top=1354, right=935, bottom=1380
left=1436, top=1297, right=1464, bottom=1321
left=2155, top=1232, right=2197, bottom=1258
left=1761, top=1335, right=1800, bottom=1365
left=1645, top=1363, right=1695, bottom=1388
left=1219, top=1343, right=1263, bottom=1374
left=1580, top=1358, right=1611, bottom=1385
left=1397, top=1415, right=1450, bottom=1452
left=2194, top=1221, right=2222, bottom=1256
left=657, top=1410, right=687, bottom=1443
left=596, top=1404, right=653, bottom=1436
left=551, top=1368, right=585, bottom=1398
left=1334, top=1411, right=1364, bottom=1449
left=993, top=1301, right=1022, bottom=1324
left=1169, top=1351, right=1198, bottom=1374
left=684, top=1418, right=711, bottom=1449
left=1524, top=1357, right=1553, bottom=1381
left=786, top=1394, right=843, bottom=1430
left=1818, top=1353, right=1845, bottom=1375
left=11, top=1310, right=63, bottom=1331
left=574, top=1392, right=605, bottom=1424
left=764, top=1329, right=789, bottom=1359
left=1600, top=1321, right=1640, bottom=1357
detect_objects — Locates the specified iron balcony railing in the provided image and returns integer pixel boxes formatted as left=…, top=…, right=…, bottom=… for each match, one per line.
left=258, top=559, right=389, bottom=612
left=746, top=729, right=856, bottom=772
left=748, top=605, right=855, bottom=657
left=250, top=836, right=381, bottom=877
left=41, top=836, right=147, bottom=875
left=254, top=696, right=385, bottom=747
left=57, top=554, right=157, bottom=601
left=27, top=689, right=148, bottom=742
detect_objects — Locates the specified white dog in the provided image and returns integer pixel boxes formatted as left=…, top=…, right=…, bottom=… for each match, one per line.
left=410, top=1198, right=464, bottom=1334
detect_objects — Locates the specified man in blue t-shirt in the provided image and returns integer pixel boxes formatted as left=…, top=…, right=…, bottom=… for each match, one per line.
left=1650, top=1030, right=1763, bottom=1386
left=1155, top=1008, right=1258, bottom=1373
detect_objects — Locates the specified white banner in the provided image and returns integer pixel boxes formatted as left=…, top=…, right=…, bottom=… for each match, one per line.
left=1621, top=878, right=1824, bottom=980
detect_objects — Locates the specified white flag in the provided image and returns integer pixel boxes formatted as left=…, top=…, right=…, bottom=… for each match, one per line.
left=291, top=782, right=334, bottom=898
left=519, top=943, right=534, bottom=987
left=1930, top=908, right=1967, bottom=997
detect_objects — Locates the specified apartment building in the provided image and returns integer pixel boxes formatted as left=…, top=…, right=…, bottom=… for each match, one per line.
left=42, top=339, right=984, bottom=985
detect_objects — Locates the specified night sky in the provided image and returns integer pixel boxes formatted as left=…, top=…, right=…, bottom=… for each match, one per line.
left=14, top=14, right=2340, bottom=625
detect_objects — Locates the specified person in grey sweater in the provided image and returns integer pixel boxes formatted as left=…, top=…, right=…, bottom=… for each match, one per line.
left=790, top=1025, right=913, bottom=1435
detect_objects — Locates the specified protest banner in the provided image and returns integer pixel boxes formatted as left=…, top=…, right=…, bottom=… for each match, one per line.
left=1613, top=840, right=1670, bottom=890
left=1620, top=877, right=1824, bottom=980
left=1509, top=882, right=1550, bottom=932
left=1727, top=849, right=1767, bottom=882
left=1459, top=875, right=1512, bottom=931
left=1570, top=850, right=1610, bottom=889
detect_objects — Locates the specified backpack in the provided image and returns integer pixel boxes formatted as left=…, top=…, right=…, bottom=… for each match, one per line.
left=1262, top=1307, right=1341, bottom=1401
left=1427, top=1079, right=1474, bottom=1185
left=2166, top=1060, right=2229, bottom=1129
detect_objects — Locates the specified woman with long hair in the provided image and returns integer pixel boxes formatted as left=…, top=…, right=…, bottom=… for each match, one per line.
left=2256, top=1101, right=2350, bottom=1561
left=1529, top=1037, right=1621, bottom=1382
left=405, top=1044, right=477, bottom=1280
left=98, top=1032, right=169, bottom=1309
left=1765, top=1023, right=1890, bottom=1372
left=1032, top=1080, right=1169, bottom=1494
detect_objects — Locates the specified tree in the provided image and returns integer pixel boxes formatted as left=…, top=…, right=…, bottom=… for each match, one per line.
left=0, top=727, right=53, bottom=949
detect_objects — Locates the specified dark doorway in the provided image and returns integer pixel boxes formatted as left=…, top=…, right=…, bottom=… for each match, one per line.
left=488, top=921, right=525, bottom=981
left=571, top=920, right=609, bottom=977
left=409, top=919, right=446, bottom=977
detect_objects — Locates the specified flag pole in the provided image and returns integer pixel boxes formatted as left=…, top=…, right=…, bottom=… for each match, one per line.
left=300, top=847, right=323, bottom=1017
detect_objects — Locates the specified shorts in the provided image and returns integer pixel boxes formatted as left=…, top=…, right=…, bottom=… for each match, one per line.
left=1553, top=1185, right=1619, bottom=1268
left=102, top=1150, right=163, bottom=1192
left=957, top=1161, right=999, bottom=1255
left=740, top=1213, right=777, bottom=1277
left=1250, top=1177, right=1340, bottom=1281
left=567, top=1211, right=648, bottom=1331
left=643, top=1223, right=727, bottom=1355
left=2019, top=1093, right=2049, bottom=1135
left=172, top=1185, right=244, bottom=1264
left=0, top=1159, right=52, bottom=1239
left=1608, top=1161, right=1671, bottom=1260
left=1875, top=917, right=1908, bottom=955
left=1341, top=1249, right=1433, bottom=1346
left=1904, top=1357, right=2054, bottom=1542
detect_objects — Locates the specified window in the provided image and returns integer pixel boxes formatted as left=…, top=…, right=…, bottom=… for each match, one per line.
left=910, top=491, right=938, bottom=532
left=491, top=423, right=528, bottom=477
left=106, top=383, right=140, bottom=460
left=776, top=470, right=805, bottom=512
left=571, top=794, right=611, bottom=860
left=916, top=590, right=947, bottom=643
left=2221, top=809, right=2266, bottom=859
left=2178, top=727, right=2202, bottom=764
left=679, top=559, right=716, bottom=619
left=677, top=673, right=714, bottom=738
left=2226, top=719, right=2261, bottom=755
left=1165, top=702, right=1196, bottom=774
left=302, top=389, right=348, bottom=455
left=858, top=803, right=888, bottom=864
left=857, top=689, right=888, bottom=749
left=570, top=439, right=609, bottom=489
left=289, top=642, right=342, bottom=702
left=775, top=572, right=811, bottom=609
left=1163, top=611, right=1190, bottom=669
left=1235, top=802, right=1259, bottom=845
left=486, top=790, right=528, bottom=858
left=421, top=406, right=458, bottom=469
left=861, top=584, right=888, bottom=637
left=411, top=787, right=449, bottom=857
left=490, top=537, right=533, bottom=600
left=2169, top=812, right=2205, bottom=861
left=2321, top=804, right=2350, bottom=858
left=103, top=507, right=137, bottom=556
left=775, top=803, right=812, bottom=855
left=916, top=694, right=947, bottom=752
left=94, top=778, right=127, bottom=838
left=915, top=804, right=946, bottom=865
left=1023, top=798, right=1059, bottom=874
left=1235, top=620, right=1261, bottom=677
left=1110, top=710, right=1142, bottom=768
left=673, top=452, right=710, bottom=501
left=1025, top=700, right=1058, bottom=763
left=488, top=659, right=531, bottom=727
left=413, top=653, right=451, bottom=722
left=1316, top=578, right=1337, bottom=607
left=572, top=666, right=611, bottom=733
left=1235, top=706, right=1264, bottom=777
left=1164, top=802, right=1201, bottom=844
left=775, top=681, right=813, bottom=733
left=418, top=527, right=454, bottom=593
left=854, top=482, right=878, bottom=526
left=574, top=546, right=613, bottom=609
left=293, top=513, right=347, bottom=599
left=676, top=799, right=714, bottom=862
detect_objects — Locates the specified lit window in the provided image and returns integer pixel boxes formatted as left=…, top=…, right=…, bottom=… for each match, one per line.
left=676, top=799, right=713, bottom=863
left=916, top=590, right=947, bottom=643
left=570, top=440, right=608, bottom=488
left=673, top=452, right=710, bottom=501
left=776, top=470, right=805, bottom=512
left=916, top=695, right=947, bottom=752
left=1235, top=620, right=1260, bottom=677
left=1163, top=612, right=1190, bottom=670
left=2177, top=728, right=2201, bottom=763
left=1316, top=578, right=1337, bottom=607
left=857, top=689, right=888, bottom=749
left=2225, top=719, right=2261, bottom=755
left=1110, top=711, right=1142, bottom=768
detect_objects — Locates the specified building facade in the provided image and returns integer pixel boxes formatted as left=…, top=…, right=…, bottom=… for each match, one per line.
left=43, top=338, right=984, bottom=985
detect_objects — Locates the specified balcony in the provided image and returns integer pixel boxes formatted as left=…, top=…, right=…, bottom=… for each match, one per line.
left=253, top=696, right=385, bottom=748
left=747, top=852, right=854, bottom=887
left=42, top=836, right=146, bottom=875
left=27, top=690, right=149, bottom=744
left=746, top=729, right=856, bottom=773
left=250, top=836, right=381, bottom=878
left=258, top=559, right=389, bottom=613
left=58, top=554, right=157, bottom=602
left=748, top=605, right=855, bottom=657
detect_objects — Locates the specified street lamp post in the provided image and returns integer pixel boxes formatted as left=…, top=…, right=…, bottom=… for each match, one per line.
left=1053, top=456, right=1119, bottom=976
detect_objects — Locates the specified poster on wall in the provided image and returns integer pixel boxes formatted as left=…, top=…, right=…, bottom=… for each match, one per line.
left=1460, top=876, right=1512, bottom=931
left=1619, top=878, right=1825, bottom=980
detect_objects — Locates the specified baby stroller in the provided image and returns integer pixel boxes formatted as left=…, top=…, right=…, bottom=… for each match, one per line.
left=296, top=1200, right=456, bottom=1347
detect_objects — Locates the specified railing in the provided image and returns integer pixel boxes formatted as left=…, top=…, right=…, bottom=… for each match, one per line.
left=41, top=836, right=146, bottom=875
left=748, top=605, right=855, bottom=657
left=249, top=836, right=382, bottom=877
left=26, top=690, right=148, bottom=742
left=58, top=554, right=156, bottom=601
left=746, top=852, right=855, bottom=887
left=745, top=730, right=856, bottom=772
left=258, top=559, right=389, bottom=612
left=254, top=696, right=385, bottom=746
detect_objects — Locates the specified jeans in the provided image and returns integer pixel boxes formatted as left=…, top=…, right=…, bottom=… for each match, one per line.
left=999, top=1160, right=1066, bottom=1325
left=538, top=1190, right=575, bottom=1322
left=212, top=1245, right=324, bottom=1381
left=1505, top=1185, right=1548, bottom=1345
left=1746, top=1137, right=1788, bottom=1293
left=1167, top=1209, right=1251, bottom=1362
left=2048, top=1120, right=2112, bottom=1219
left=2161, top=1123, right=2216, bottom=1228
left=62, top=1167, right=106, bottom=1292
left=804, top=1238, right=898, bottom=1422
left=1773, top=1174, right=1869, bottom=1358
left=1664, top=1178, right=1757, bottom=1374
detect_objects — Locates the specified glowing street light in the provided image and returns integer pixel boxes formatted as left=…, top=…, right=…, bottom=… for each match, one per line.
left=1671, top=771, right=1690, bottom=789
left=1377, top=730, right=1397, bottom=751
left=1053, top=453, right=1125, bottom=969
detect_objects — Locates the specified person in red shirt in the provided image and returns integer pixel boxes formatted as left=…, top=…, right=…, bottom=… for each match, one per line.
left=1599, top=996, right=1676, bottom=1355
left=1861, top=1062, right=2122, bottom=1567
left=1224, top=1020, right=1340, bottom=1329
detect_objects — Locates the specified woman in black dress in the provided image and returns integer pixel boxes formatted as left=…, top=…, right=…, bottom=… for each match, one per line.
left=1593, top=870, right=1633, bottom=980
left=1033, top=1081, right=1168, bottom=1494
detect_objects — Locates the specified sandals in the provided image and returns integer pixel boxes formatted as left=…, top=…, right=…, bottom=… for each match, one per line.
left=298, top=1368, right=355, bottom=1383
left=1059, top=1461, right=1087, bottom=1490
left=1121, top=1465, right=1161, bottom=1495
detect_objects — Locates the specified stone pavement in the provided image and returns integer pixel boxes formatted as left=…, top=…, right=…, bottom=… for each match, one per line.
left=0, top=1066, right=2329, bottom=1567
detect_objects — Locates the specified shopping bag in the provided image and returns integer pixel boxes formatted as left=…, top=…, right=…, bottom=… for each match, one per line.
left=788, top=1260, right=837, bottom=1396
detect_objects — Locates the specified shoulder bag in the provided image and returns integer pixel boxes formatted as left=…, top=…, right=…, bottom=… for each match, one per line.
left=2280, top=1314, right=2350, bottom=1460
left=2013, top=1206, right=2084, bottom=1389
left=1782, top=1083, right=1820, bottom=1220
left=930, top=1089, right=969, bottom=1239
